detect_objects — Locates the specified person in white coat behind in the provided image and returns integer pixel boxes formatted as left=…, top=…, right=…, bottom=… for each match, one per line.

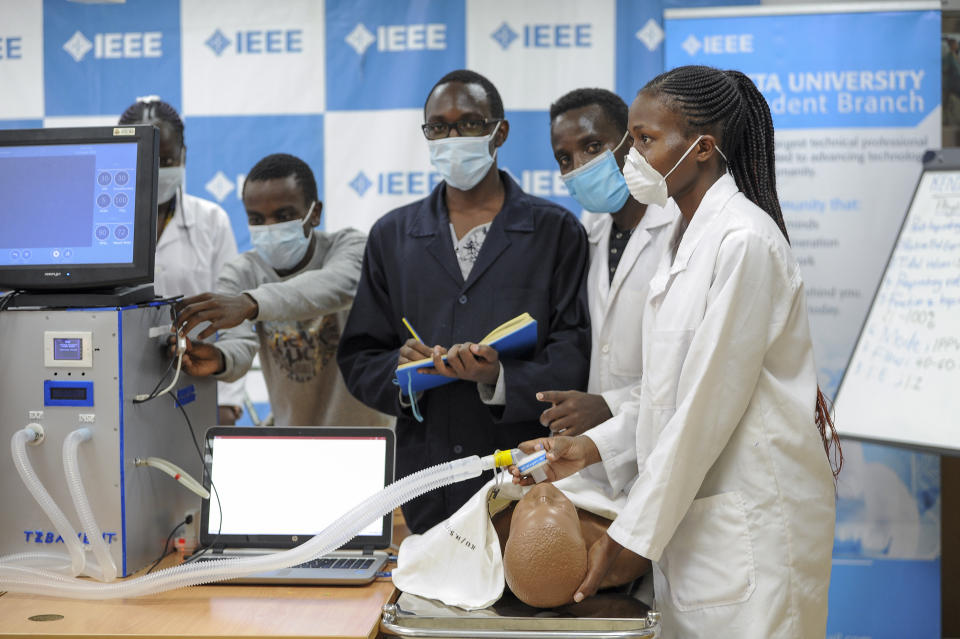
left=513, top=65, right=841, bottom=638
left=537, top=88, right=676, bottom=436
left=118, top=97, right=246, bottom=424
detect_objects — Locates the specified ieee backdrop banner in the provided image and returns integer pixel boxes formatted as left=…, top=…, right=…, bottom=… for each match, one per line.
left=665, top=5, right=942, bottom=638
left=0, top=0, right=750, bottom=251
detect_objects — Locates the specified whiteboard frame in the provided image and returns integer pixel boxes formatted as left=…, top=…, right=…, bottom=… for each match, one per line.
left=832, top=148, right=960, bottom=457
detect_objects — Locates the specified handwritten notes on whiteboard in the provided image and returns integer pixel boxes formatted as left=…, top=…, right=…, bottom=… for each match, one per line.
left=834, top=169, right=960, bottom=451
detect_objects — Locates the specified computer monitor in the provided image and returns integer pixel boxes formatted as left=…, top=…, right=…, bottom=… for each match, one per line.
left=0, top=126, right=158, bottom=293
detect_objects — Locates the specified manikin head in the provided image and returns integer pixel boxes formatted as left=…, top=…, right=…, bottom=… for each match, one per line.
left=502, top=482, right=588, bottom=608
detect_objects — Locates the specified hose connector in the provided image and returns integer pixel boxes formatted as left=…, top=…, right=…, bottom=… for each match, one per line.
left=25, top=423, right=44, bottom=446
left=490, top=448, right=548, bottom=482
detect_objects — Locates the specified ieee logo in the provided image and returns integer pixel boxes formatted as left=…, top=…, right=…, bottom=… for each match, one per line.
left=349, top=172, right=373, bottom=197
left=490, top=22, right=591, bottom=50
left=349, top=170, right=440, bottom=197
left=682, top=33, right=754, bottom=56
left=345, top=22, right=446, bottom=56
left=205, top=170, right=245, bottom=203
left=0, top=36, right=23, bottom=60
left=62, top=30, right=162, bottom=62
left=204, top=28, right=304, bottom=57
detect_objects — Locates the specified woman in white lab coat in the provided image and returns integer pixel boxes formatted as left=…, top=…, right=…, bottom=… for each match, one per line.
left=119, top=98, right=244, bottom=423
left=513, top=65, right=841, bottom=638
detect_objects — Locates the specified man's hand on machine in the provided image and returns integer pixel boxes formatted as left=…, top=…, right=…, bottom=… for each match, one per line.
left=509, top=435, right=602, bottom=485
left=166, top=335, right=225, bottom=377
left=173, top=292, right=259, bottom=340
left=536, top=390, right=612, bottom=436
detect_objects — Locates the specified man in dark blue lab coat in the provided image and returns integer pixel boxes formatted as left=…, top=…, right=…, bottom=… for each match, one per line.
left=337, top=69, right=591, bottom=534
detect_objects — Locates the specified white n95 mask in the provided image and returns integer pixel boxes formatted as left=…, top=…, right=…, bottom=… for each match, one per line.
left=249, top=202, right=315, bottom=271
left=622, top=135, right=708, bottom=208
left=157, top=166, right=185, bottom=204
left=428, top=121, right=501, bottom=191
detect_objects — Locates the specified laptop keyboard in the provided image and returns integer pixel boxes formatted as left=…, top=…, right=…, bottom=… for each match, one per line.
left=297, top=557, right=376, bottom=570
left=192, top=555, right=376, bottom=570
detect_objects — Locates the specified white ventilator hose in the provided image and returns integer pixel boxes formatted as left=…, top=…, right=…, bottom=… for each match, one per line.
left=0, top=429, right=497, bottom=599
left=63, top=428, right=118, bottom=581
left=11, top=425, right=87, bottom=577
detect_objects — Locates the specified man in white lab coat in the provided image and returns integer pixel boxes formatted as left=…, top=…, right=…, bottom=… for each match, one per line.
left=537, top=89, right=675, bottom=435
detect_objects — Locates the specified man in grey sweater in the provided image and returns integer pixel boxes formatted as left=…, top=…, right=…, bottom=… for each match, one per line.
left=174, top=153, right=389, bottom=427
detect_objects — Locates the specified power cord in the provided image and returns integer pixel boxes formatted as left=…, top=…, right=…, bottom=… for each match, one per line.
left=173, top=396, right=223, bottom=564
left=145, top=515, right=191, bottom=574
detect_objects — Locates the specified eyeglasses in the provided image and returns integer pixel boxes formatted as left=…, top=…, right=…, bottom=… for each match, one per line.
left=421, top=118, right=502, bottom=140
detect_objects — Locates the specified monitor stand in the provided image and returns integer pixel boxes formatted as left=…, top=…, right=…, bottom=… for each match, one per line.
left=5, top=283, right=156, bottom=308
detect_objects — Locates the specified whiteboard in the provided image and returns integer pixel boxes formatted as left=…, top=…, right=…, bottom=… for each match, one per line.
left=833, top=149, right=960, bottom=453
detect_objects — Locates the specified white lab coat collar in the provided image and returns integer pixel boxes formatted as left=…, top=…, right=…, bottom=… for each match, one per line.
left=670, top=173, right=738, bottom=275
left=646, top=175, right=739, bottom=302
left=588, top=203, right=676, bottom=304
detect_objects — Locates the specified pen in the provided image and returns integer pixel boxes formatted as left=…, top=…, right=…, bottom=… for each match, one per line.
left=402, top=317, right=423, bottom=343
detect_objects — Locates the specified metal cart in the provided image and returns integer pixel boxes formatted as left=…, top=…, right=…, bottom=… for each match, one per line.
left=380, top=592, right=660, bottom=638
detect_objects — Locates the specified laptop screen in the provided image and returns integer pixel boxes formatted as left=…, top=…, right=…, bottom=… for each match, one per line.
left=200, top=427, right=395, bottom=550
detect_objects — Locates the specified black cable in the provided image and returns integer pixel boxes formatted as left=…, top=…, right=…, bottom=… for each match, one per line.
left=0, top=290, right=22, bottom=312
left=173, top=395, right=223, bottom=564
left=145, top=518, right=187, bottom=574
left=132, top=301, right=182, bottom=405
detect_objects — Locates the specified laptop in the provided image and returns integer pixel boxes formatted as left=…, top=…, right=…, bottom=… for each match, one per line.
left=191, top=426, right=395, bottom=585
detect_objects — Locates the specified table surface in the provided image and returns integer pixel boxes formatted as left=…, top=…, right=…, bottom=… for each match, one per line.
left=0, top=578, right=397, bottom=639
left=0, top=508, right=412, bottom=638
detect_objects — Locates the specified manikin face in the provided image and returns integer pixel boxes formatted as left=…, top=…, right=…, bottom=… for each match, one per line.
left=502, top=482, right=588, bottom=608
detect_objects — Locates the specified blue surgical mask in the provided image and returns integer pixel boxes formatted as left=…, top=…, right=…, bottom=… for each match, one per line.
left=248, top=202, right=315, bottom=271
left=427, top=121, right=501, bottom=191
left=561, top=132, right=631, bottom=213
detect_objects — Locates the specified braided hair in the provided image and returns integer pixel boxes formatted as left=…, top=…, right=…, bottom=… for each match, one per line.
left=643, top=65, right=842, bottom=479
left=642, top=65, right=788, bottom=242
left=118, top=96, right=185, bottom=148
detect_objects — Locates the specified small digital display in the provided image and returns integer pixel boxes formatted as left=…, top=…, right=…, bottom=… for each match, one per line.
left=53, top=337, right=83, bottom=360
left=49, top=386, right=87, bottom=400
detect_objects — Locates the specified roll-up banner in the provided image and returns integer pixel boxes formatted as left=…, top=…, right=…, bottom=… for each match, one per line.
left=664, top=4, right=941, bottom=638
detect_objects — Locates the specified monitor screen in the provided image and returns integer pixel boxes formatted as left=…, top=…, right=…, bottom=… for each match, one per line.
left=0, top=142, right=138, bottom=267
left=0, top=126, right=157, bottom=291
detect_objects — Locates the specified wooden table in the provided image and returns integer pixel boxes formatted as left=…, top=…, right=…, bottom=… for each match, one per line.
left=0, top=510, right=410, bottom=638
left=0, top=579, right=397, bottom=639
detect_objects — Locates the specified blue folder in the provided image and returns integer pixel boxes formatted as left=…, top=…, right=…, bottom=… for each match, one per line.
left=395, top=313, right=538, bottom=396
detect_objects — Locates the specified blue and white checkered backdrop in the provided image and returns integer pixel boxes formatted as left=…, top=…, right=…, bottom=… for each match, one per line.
left=0, top=0, right=751, bottom=251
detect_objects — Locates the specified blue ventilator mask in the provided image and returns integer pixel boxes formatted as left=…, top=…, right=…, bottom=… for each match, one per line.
left=249, top=201, right=315, bottom=272
left=560, top=131, right=631, bottom=214
left=427, top=121, right=501, bottom=191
